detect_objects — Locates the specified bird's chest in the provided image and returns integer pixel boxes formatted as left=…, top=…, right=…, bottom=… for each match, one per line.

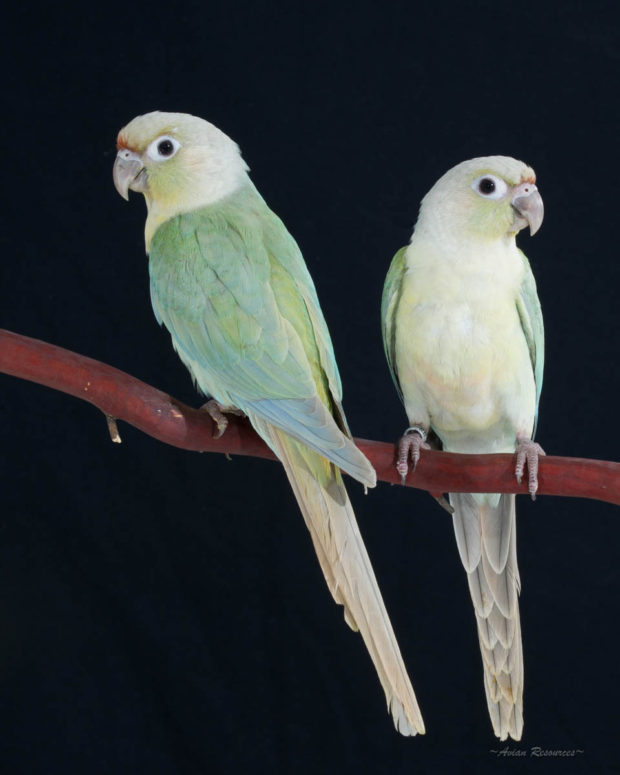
left=401, top=296, right=519, bottom=384
left=396, top=260, right=533, bottom=434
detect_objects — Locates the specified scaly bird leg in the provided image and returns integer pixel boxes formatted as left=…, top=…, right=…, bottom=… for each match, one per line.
left=200, top=399, right=245, bottom=439
left=515, top=434, right=546, bottom=499
left=396, top=426, right=431, bottom=485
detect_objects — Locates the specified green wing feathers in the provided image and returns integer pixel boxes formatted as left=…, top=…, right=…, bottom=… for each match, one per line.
left=381, top=246, right=408, bottom=403
left=146, top=182, right=427, bottom=733
left=148, top=184, right=374, bottom=486
left=516, top=250, right=544, bottom=436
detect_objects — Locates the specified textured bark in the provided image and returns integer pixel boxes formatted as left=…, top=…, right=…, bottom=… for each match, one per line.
left=1, top=329, right=618, bottom=505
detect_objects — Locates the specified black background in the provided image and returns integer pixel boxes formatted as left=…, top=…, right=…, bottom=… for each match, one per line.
left=2, top=2, right=619, bottom=773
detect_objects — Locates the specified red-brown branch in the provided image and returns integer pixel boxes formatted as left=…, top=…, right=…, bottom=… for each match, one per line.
left=1, top=329, right=618, bottom=505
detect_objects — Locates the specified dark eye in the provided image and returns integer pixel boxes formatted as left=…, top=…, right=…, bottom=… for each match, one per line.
left=471, top=174, right=507, bottom=199
left=158, top=139, right=174, bottom=156
left=146, top=134, right=181, bottom=161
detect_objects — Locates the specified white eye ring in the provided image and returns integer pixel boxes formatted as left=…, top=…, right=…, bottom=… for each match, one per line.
left=146, top=135, right=181, bottom=161
left=471, top=174, right=508, bottom=200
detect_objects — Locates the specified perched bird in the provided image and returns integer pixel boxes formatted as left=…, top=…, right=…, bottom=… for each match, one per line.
left=381, top=156, right=544, bottom=740
left=113, top=111, right=423, bottom=735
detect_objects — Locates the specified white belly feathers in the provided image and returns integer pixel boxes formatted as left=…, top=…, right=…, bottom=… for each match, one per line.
left=396, top=246, right=536, bottom=442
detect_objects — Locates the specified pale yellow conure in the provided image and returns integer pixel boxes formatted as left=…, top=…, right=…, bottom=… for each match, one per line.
left=382, top=156, right=545, bottom=741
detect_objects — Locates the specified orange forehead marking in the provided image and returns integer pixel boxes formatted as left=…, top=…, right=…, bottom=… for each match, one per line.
left=116, top=133, right=131, bottom=151
left=522, top=174, right=536, bottom=184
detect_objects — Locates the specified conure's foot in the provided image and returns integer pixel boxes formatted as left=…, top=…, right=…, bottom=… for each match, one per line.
left=515, top=434, right=546, bottom=499
left=201, top=400, right=245, bottom=439
left=396, top=426, right=431, bottom=484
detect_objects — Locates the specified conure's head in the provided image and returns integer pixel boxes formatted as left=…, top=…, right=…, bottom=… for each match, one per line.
left=417, top=156, right=543, bottom=242
left=113, top=111, right=249, bottom=244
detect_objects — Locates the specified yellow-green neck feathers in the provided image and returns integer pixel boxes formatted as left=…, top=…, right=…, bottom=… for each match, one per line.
left=414, top=156, right=536, bottom=245
left=117, top=111, right=250, bottom=249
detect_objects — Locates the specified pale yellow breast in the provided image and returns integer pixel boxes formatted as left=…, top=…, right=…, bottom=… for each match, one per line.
left=396, top=240, right=535, bottom=437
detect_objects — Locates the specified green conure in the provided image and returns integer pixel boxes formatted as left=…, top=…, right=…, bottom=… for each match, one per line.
left=113, top=111, right=423, bottom=735
left=382, top=157, right=545, bottom=741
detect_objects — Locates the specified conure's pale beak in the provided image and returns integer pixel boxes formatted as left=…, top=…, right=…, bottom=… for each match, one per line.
left=511, top=182, right=544, bottom=236
left=113, top=149, right=147, bottom=200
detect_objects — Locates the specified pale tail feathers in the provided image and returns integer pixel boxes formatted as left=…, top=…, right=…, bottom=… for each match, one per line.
left=247, top=396, right=376, bottom=489
left=254, top=417, right=425, bottom=736
left=450, top=492, right=523, bottom=741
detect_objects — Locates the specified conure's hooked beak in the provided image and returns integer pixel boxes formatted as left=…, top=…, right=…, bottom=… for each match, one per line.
left=511, top=182, right=544, bottom=236
left=113, top=149, right=147, bottom=200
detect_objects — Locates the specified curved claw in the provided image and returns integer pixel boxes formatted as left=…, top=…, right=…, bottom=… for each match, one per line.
left=515, top=435, right=546, bottom=499
left=396, top=427, right=431, bottom=484
left=201, top=399, right=230, bottom=438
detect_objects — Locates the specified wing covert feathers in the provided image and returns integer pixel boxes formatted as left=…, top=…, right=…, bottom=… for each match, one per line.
left=255, top=418, right=425, bottom=736
left=380, top=247, right=408, bottom=403
left=450, top=492, right=523, bottom=741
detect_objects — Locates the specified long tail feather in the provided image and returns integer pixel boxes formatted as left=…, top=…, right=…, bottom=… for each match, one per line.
left=254, top=417, right=425, bottom=736
left=450, top=492, right=523, bottom=741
